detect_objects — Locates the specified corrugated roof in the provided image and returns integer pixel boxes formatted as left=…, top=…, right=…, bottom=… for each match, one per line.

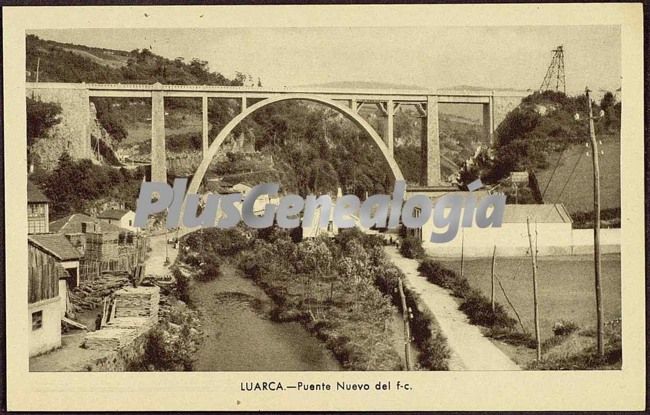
left=27, top=181, right=49, bottom=203
left=50, top=213, right=125, bottom=234
left=502, top=204, right=573, bottom=224
left=98, top=208, right=132, bottom=220
left=29, top=233, right=81, bottom=261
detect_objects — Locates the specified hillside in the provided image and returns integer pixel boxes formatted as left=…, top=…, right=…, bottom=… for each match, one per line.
left=536, top=133, right=620, bottom=214
left=26, top=34, right=245, bottom=85
left=460, top=90, right=621, bottom=217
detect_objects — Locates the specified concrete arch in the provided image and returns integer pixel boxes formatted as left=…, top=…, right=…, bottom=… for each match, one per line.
left=186, top=94, right=405, bottom=197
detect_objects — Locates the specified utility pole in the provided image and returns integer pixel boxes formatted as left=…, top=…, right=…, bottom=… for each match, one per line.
left=526, top=217, right=541, bottom=361
left=586, top=87, right=604, bottom=357
left=460, top=228, right=464, bottom=279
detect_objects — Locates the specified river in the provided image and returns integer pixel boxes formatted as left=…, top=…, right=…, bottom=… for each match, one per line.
left=190, top=263, right=342, bottom=371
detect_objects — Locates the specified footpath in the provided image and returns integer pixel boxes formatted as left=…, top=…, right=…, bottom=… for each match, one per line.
left=384, top=247, right=521, bottom=371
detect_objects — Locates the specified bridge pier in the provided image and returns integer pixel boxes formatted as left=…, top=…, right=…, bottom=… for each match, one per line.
left=421, top=95, right=441, bottom=186
left=483, top=99, right=494, bottom=144
left=202, top=95, right=209, bottom=155
left=151, top=89, right=166, bottom=183
left=384, top=99, right=394, bottom=155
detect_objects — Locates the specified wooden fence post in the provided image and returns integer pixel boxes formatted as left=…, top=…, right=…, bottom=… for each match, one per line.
left=397, top=277, right=412, bottom=371
left=491, top=245, right=496, bottom=312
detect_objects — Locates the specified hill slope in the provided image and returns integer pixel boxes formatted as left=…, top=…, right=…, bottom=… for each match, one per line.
left=536, top=134, right=620, bottom=214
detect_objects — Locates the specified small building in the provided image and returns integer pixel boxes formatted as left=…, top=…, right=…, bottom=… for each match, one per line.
left=28, top=181, right=49, bottom=234
left=98, top=208, right=138, bottom=233
left=29, top=233, right=82, bottom=325
left=28, top=237, right=73, bottom=356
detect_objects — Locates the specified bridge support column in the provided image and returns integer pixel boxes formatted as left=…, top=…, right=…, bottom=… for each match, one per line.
left=384, top=99, right=394, bottom=155
left=151, top=90, right=166, bottom=183
left=421, top=96, right=441, bottom=186
left=483, top=98, right=495, bottom=144
left=202, top=95, right=209, bottom=155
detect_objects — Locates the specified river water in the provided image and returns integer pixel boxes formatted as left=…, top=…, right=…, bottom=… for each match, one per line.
left=191, top=263, right=342, bottom=371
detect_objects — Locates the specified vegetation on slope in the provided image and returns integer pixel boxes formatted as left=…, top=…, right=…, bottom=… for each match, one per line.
left=29, top=153, right=145, bottom=219
left=458, top=90, right=621, bottom=216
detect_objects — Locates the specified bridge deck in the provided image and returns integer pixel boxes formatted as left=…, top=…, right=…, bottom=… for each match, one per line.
left=26, top=82, right=526, bottom=103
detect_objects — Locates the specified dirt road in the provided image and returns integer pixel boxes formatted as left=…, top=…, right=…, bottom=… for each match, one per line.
left=385, top=247, right=521, bottom=371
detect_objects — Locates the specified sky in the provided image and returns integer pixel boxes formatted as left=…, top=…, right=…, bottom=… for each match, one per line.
left=30, top=26, right=621, bottom=96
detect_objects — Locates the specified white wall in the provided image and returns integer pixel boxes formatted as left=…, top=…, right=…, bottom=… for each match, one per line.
left=58, top=280, right=68, bottom=318
left=421, top=223, right=621, bottom=258
left=29, top=296, right=62, bottom=357
left=571, top=228, right=621, bottom=254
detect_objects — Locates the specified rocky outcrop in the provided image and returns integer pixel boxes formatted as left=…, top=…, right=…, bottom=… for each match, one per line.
left=28, top=89, right=120, bottom=170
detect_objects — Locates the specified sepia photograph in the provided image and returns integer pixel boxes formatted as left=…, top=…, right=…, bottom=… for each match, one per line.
left=4, top=3, right=645, bottom=411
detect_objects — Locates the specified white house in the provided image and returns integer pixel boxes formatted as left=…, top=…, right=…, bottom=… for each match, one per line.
left=98, top=208, right=138, bottom=233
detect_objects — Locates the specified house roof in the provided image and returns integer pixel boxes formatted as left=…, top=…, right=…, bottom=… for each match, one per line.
left=28, top=233, right=81, bottom=261
left=502, top=204, right=573, bottom=224
left=27, top=181, right=49, bottom=203
left=97, top=208, right=132, bottom=220
left=50, top=213, right=125, bottom=234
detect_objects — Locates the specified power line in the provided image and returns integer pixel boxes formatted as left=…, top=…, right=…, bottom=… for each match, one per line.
left=540, top=147, right=566, bottom=199
left=555, top=151, right=584, bottom=201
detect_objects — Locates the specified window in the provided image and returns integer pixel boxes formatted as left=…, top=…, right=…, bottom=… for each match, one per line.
left=32, top=310, right=43, bottom=330
left=28, top=203, right=44, bottom=217
left=129, top=219, right=133, bottom=226
left=28, top=218, right=46, bottom=234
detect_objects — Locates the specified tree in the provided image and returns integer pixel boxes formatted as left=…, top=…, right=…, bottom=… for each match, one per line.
left=599, top=91, right=620, bottom=133
left=26, top=97, right=62, bottom=146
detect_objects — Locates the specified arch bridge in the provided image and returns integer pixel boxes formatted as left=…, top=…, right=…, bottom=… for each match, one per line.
left=26, top=82, right=526, bottom=187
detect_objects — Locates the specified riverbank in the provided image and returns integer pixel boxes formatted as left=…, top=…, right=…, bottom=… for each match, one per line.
left=180, top=227, right=444, bottom=370
left=190, top=261, right=341, bottom=371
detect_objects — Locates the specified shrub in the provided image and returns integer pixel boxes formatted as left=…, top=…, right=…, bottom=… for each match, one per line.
left=26, top=97, right=62, bottom=145
left=399, top=236, right=424, bottom=259
left=374, top=265, right=450, bottom=370
left=195, top=260, right=221, bottom=282
left=239, top=250, right=268, bottom=281
left=418, top=259, right=515, bottom=330
left=458, top=289, right=516, bottom=329
left=418, top=331, right=450, bottom=370
left=172, top=268, right=190, bottom=303
left=130, top=326, right=193, bottom=371
left=552, top=320, right=579, bottom=336
left=418, top=259, right=470, bottom=297
left=487, top=326, right=536, bottom=349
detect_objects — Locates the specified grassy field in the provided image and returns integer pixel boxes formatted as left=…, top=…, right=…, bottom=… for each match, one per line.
left=536, top=134, right=620, bottom=214
left=436, top=254, right=621, bottom=341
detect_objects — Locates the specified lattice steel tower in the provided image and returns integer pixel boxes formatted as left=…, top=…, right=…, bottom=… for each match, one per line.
left=539, top=45, right=566, bottom=94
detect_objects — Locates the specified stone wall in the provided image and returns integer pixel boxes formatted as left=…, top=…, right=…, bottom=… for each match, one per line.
left=493, top=94, right=526, bottom=130
left=82, top=329, right=148, bottom=371
left=28, top=86, right=91, bottom=165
